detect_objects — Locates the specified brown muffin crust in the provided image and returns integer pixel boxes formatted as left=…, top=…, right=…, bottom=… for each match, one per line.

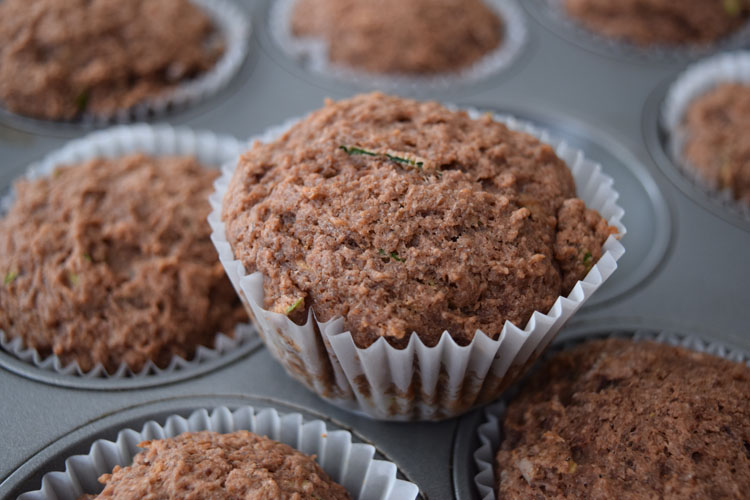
left=496, top=339, right=750, bottom=499
left=563, top=0, right=750, bottom=46
left=86, top=431, right=351, bottom=499
left=682, top=82, right=750, bottom=205
left=222, top=93, right=614, bottom=349
left=0, top=154, right=246, bottom=373
left=0, top=0, right=224, bottom=121
left=291, top=0, right=503, bottom=74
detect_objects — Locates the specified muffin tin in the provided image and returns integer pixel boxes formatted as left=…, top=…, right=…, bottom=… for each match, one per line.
left=1, top=0, right=749, bottom=498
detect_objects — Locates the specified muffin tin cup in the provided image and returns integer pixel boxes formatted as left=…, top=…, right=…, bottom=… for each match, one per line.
left=0, top=0, right=250, bottom=127
left=17, top=405, right=419, bottom=500
left=208, top=108, right=626, bottom=421
left=661, top=51, right=750, bottom=218
left=268, top=0, right=527, bottom=91
left=472, top=329, right=750, bottom=500
left=0, top=124, right=256, bottom=379
left=534, top=0, right=750, bottom=61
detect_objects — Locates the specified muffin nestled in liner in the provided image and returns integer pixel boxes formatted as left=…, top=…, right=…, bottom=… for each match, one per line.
left=269, top=0, right=526, bottom=90
left=473, top=330, right=750, bottom=500
left=18, top=406, right=419, bottom=499
left=0, top=0, right=250, bottom=124
left=210, top=93, right=626, bottom=420
left=0, top=125, right=253, bottom=378
left=662, top=51, right=750, bottom=217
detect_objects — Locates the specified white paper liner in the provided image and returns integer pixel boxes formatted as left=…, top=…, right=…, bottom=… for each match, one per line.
left=543, top=0, right=750, bottom=60
left=209, top=106, right=626, bottom=421
left=269, top=0, right=527, bottom=91
left=473, top=329, right=750, bottom=500
left=1, top=0, right=250, bottom=125
left=18, top=405, right=420, bottom=500
left=662, top=51, right=750, bottom=219
left=0, top=124, right=256, bottom=378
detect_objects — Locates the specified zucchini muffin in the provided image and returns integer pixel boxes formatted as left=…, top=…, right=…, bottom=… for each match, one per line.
left=0, top=0, right=224, bottom=120
left=222, top=92, right=615, bottom=349
left=290, top=0, right=503, bottom=74
left=82, top=430, right=351, bottom=499
left=562, top=0, right=750, bottom=47
left=681, top=82, right=750, bottom=205
left=0, top=154, right=246, bottom=373
left=496, top=338, right=750, bottom=499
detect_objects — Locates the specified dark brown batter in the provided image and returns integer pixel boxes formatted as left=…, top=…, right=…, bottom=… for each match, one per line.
left=223, top=93, right=615, bottom=349
left=0, top=0, right=224, bottom=120
left=563, top=0, right=750, bottom=46
left=86, top=431, right=351, bottom=499
left=683, top=82, right=750, bottom=205
left=0, top=154, right=246, bottom=373
left=496, top=339, right=750, bottom=499
left=291, top=0, right=503, bottom=74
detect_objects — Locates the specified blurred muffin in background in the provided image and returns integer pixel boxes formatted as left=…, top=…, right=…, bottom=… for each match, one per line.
left=290, top=0, right=503, bottom=75
left=0, top=0, right=224, bottom=120
left=562, top=0, right=750, bottom=47
left=681, top=83, right=750, bottom=205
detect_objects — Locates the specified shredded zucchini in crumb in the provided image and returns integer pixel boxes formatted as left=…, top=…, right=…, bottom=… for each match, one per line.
left=339, top=145, right=432, bottom=171
left=4, top=270, right=18, bottom=285
left=285, top=297, right=304, bottom=315
left=583, top=252, right=594, bottom=271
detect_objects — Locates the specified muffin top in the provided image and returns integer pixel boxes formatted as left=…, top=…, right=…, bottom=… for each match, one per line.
left=496, top=338, right=750, bottom=499
left=86, top=430, right=351, bottom=500
left=0, top=154, right=245, bottom=373
left=290, top=0, right=503, bottom=74
left=682, top=82, right=750, bottom=205
left=222, top=93, right=614, bottom=349
left=0, top=0, right=223, bottom=120
left=563, top=0, right=750, bottom=46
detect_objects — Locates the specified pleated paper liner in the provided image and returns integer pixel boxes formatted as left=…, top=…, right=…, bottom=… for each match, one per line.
left=0, top=124, right=255, bottom=379
left=209, top=107, right=626, bottom=421
left=268, top=0, right=527, bottom=92
left=473, top=328, right=750, bottom=500
left=18, top=405, right=419, bottom=500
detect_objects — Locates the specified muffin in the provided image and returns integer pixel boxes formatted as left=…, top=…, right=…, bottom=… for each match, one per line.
left=562, top=0, right=750, bottom=47
left=0, top=153, right=246, bottom=373
left=222, top=93, right=615, bottom=351
left=290, top=0, right=503, bottom=74
left=681, top=82, right=750, bottom=205
left=81, top=430, right=351, bottom=499
left=0, top=0, right=224, bottom=120
left=495, top=338, right=750, bottom=499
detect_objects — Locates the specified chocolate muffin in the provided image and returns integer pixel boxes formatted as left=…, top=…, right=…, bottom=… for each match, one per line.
left=290, top=0, right=503, bottom=74
left=0, top=154, right=246, bottom=373
left=0, top=0, right=224, bottom=120
left=222, top=93, right=615, bottom=349
left=562, top=0, right=750, bottom=47
left=681, top=82, right=750, bottom=205
left=84, top=430, right=351, bottom=499
left=496, top=339, right=750, bottom=499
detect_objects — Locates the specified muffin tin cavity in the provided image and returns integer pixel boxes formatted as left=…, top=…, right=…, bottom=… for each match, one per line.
left=523, top=0, right=750, bottom=62
left=644, top=80, right=750, bottom=233
left=3, top=397, right=420, bottom=500
left=478, top=106, right=671, bottom=307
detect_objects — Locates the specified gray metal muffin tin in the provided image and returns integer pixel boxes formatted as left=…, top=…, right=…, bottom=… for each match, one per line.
left=1, top=1, right=749, bottom=499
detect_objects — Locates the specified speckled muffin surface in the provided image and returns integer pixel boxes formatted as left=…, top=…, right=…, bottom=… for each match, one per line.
left=222, top=93, right=614, bottom=349
left=82, top=430, right=351, bottom=500
left=682, top=82, right=750, bottom=205
left=0, top=0, right=224, bottom=120
left=496, top=338, right=750, bottom=499
left=562, top=0, right=750, bottom=46
left=290, top=0, right=503, bottom=74
left=0, top=154, right=246, bottom=373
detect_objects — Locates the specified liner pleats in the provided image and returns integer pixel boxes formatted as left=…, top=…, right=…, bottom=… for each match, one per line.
left=661, top=51, right=750, bottom=220
left=268, top=0, right=527, bottom=90
left=0, top=124, right=256, bottom=378
left=473, top=329, right=750, bottom=500
left=18, top=406, right=420, bottom=500
left=209, top=109, right=626, bottom=421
